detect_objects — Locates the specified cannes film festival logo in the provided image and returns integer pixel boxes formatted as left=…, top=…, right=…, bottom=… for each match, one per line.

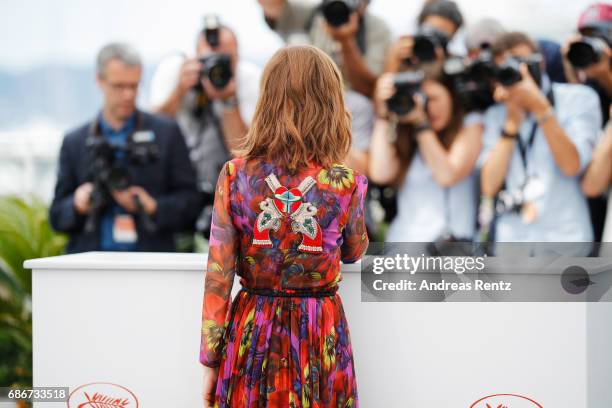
left=470, top=393, right=543, bottom=408
left=67, top=382, right=139, bottom=408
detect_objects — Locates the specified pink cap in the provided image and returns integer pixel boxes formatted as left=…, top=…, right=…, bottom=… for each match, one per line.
left=578, top=3, right=612, bottom=31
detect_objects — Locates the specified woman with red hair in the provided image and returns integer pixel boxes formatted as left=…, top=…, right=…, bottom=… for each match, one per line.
left=199, top=45, right=369, bottom=408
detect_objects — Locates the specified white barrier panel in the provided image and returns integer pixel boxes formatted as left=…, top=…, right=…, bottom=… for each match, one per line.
left=24, top=252, right=612, bottom=407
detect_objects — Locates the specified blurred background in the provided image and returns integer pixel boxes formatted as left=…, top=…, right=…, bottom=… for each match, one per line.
left=0, top=0, right=596, bottom=201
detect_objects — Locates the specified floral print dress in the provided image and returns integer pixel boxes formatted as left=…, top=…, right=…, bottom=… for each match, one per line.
left=199, top=157, right=369, bottom=408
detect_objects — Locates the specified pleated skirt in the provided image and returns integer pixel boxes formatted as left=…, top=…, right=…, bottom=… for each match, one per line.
left=213, top=289, right=359, bottom=408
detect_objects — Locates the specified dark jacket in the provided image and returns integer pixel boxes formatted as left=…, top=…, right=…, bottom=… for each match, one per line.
left=50, top=110, right=201, bottom=253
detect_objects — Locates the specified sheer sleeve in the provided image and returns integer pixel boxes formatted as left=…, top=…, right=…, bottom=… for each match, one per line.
left=199, top=161, right=238, bottom=367
left=340, top=173, right=369, bottom=263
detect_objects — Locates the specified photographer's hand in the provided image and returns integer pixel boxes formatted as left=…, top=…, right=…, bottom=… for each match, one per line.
left=73, top=182, right=94, bottom=214
left=152, top=58, right=201, bottom=117
left=202, top=77, right=237, bottom=101
left=178, top=58, right=203, bottom=96
left=402, top=93, right=428, bottom=126
left=111, top=187, right=157, bottom=215
left=373, top=73, right=395, bottom=119
left=506, top=63, right=549, bottom=115
left=385, top=36, right=414, bottom=72
left=111, top=189, right=138, bottom=213
left=129, top=186, right=158, bottom=215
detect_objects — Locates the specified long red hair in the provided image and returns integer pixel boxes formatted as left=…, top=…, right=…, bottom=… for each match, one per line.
left=237, top=45, right=352, bottom=172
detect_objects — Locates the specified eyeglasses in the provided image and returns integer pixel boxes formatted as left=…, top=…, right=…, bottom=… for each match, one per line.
left=104, top=81, right=140, bottom=93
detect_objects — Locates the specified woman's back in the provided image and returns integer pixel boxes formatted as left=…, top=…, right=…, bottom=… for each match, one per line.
left=214, top=157, right=368, bottom=291
left=200, top=45, right=367, bottom=407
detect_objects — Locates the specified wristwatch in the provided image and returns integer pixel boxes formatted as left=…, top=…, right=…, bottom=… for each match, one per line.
left=501, top=127, right=519, bottom=139
left=413, top=121, right=432, bottom=137
left=221, top=95, right=239, bottom=110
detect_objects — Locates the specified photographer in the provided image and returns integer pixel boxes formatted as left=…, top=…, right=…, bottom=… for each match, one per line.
left=385, top=0, right=464, bottom=73
left=559, top=4, right=612, bottom=242
left=464, top=18, right=505, bottom=59
left=369, top=67, right=484, bottom=242
left=49, top=43, right=200, bottom=253
left=480, top=32, right=602, bottom=243
left=149, top=18, right=260, bottom=235
left=257, top=0, right=391, bottom=97
left=562, top=3, right=611, bottom=125
left=582, top=106, right=612, bottom=241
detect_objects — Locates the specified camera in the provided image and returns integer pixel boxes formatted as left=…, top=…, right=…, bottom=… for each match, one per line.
left=413, top=26, right=450, bottom=63
left=567, top=36, right=608, bottom=69
left=203, top=14, right=221, bottom=48
left=85, top=133, right=160, bottom=233
left=495, top=54, right=543, bottom=87
left=387, top=71, right=425, bottom=116
left=321, top=0, right=358, bottom=27
left=444, top=53, right=496, bottom=112
left=200, top=53, right=233, bottom=89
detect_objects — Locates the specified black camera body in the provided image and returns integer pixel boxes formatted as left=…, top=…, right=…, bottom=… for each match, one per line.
left=85, top=132, right=160, bottom=233
left=413, top=26, right=450, bottom=63
left=321, top=0, right=358, bottom=27
left=387, top=71, right=425, bottom=116
left=567, top=36, right=608, bottom=69
left=495, top=54, right=543, bottom=87
left=444, top=53, right=496, bottom=112
left=200, top=53, right=233, bottom=90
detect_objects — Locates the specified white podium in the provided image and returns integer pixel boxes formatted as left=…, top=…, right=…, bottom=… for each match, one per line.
left=24, top=252, right=612, bottom=407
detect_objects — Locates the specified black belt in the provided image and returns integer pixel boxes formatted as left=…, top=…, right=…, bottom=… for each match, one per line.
left=240, top=286, right=338, bottom=298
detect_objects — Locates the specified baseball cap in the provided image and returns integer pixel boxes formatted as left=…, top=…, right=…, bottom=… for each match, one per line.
left=578, top=3, right=612, bottom=32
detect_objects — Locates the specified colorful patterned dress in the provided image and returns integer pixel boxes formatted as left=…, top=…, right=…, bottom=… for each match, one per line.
left=199, top=157, right=369, bottom=408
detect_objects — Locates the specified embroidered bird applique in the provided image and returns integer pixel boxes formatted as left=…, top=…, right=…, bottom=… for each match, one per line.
left=252, top=173, right=323, bottom=253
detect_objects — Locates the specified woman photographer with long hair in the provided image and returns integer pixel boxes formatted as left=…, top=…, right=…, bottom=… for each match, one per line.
left=369, top=68, right=484, bottom=242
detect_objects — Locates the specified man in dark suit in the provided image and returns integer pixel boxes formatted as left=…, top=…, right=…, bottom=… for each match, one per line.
left=50, top=42, right=201, bottom=253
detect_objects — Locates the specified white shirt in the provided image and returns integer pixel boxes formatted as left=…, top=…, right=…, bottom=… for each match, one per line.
left=149, top=53, right=260, bottom=125
left=479, top=80, right=602, bottom=243
left=386, top=113, right=483, bottom=242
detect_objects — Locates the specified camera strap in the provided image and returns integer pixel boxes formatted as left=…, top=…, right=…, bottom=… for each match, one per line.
left=515, top=87, right=555, bottom=187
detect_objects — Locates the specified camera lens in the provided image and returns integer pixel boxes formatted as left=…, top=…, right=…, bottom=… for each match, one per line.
left=497, top=66, right=521, bottom=87
left=567, top=40, right=600, bottom=69
left=413, top=26, right=449, bottom=63
left=413, top=37, right=436, bottom=62
left=322, top=0, right=352, bottom=27
left=201, top=54, right=233, bottom=89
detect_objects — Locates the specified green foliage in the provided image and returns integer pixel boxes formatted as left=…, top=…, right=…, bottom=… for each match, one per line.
left=0, top=195, right=67, bottom=389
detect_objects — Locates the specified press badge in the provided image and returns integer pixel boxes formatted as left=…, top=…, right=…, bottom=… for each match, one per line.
left=132, top=130, right=156, bottom=143
left=112, top=214, right=138, bottom=243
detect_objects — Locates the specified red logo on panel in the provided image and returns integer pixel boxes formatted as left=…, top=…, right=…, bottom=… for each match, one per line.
left=67, top=382, right=139, bottom=407
left=470, top=393, right=543, bottom=408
